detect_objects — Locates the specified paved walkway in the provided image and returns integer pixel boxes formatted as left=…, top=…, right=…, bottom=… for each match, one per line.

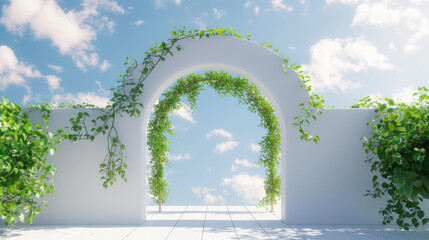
left=1, top=206, right=429, bottom=239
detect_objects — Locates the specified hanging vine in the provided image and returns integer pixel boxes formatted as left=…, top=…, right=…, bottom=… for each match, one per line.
left=4, top=26, right=429, bottom=231
left=65, top=27, right=320, bottom=191
left=1, top=27, right=319, bottom=226
left=147, top=71, right=281, bottom=211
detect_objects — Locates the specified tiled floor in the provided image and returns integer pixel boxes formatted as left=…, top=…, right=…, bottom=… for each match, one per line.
left=1, top=206, right=429, bottom=239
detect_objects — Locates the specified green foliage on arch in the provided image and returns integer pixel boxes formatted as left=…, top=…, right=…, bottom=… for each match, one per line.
left=2, top=26, right=429, bottom=230
left=147, top=71, right=281, bottom=209
left=1, top=27, right=322, bottom=225
left=64, top=26, right=321, bottom=191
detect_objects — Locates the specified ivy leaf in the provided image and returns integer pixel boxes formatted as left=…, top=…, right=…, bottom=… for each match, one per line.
left=388, top=123, right=396, bottom=131
left=417, top=211, right=425, bottom=219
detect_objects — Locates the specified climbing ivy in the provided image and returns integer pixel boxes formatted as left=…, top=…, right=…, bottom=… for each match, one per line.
left=147, top=71, right=281, bottom=211
left=65, top=27, right=320, bottom=191
left=0, top=98, right=68, bottom=226
left=3, top=26, right=428, bottom=231
left=0, top=27, right=320, bottom=226
left=353, top=86, right=429, bottom=230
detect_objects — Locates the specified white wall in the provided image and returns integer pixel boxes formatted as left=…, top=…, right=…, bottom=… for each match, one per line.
left=286, top=109, right=383, bottom=224
left=29, top=109, right=146, bottom=224
left=4, top=36, right=427, bottom=225
left=24, top=108, right=428, bottom=224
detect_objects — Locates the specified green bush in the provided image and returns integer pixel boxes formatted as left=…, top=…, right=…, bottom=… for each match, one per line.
left=355, top=87, right=429, bottom=230
left=0, top=97, right=67, bottom=226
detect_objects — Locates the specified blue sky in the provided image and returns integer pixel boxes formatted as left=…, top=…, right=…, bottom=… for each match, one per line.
left=1, top=0, right=429, bottom=205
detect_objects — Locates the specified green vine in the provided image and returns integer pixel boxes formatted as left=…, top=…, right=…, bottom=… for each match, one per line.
left=147, top=71, right=281, bottom=211
left=353, top=86, right=429, bottom=230
left=0, top=27, right=320, bottom=225
left=4, top=26, right=428, bottom=231
left=66, top=26, right=319, bottom=190
left=0, top=98, right=68, bottom=226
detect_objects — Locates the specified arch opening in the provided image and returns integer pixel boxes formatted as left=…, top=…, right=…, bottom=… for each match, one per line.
left=145, top=71, right=282, bottom=212
left=135, top=36, right=311, bottom=222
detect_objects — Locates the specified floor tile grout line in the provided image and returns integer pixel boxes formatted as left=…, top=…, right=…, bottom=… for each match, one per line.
left=244, top=206, right=273, bottom=240
left=267, top=209, right=307, bottom=240
left=121, top=205, right=165, bottom=240
left=164, top=205, right=188, bottom=240
left=226, top=206, right=240, bottom=240
left=201, top=206, right=208, bottom=240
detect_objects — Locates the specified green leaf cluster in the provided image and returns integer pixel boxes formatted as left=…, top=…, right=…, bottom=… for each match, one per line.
left=147, top=71, right=282, bottom=209
left=0, top=26, right=320, bottom=225
left=63, top=26, right=319, bottom=209
left=64, top=26, right=314, bottom=192
left=358, top=87, right=429, bottom=230
left=0, top=97, right=67, bottom=226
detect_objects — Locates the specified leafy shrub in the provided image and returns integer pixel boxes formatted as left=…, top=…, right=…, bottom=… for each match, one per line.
left=0, top=97, right=67, bottom=226
left=355, top=87, right=429, bottom=230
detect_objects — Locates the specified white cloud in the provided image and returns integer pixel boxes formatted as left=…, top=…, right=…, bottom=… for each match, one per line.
left=172, top=103, right=196, bottom=123
left=389, top=42, right=398, bottom=51
left=169, top=153, right=191, bottom=161
left=206, top=128, right=233, bottom=140
left=298, top=0, right=310, bottom=11
left=154, top=0, right=165, bottom=9
left=271, top=0, right=293, bottom=12
left=52, top=92, right=110, bottom=107
left=81, top=0, right=125, bottom=14
left=410, top=0, right=429, bottom=4
left=155, top=0, right=182, bottom=8
left=99, top=59, right=111, bottom=72
left=0, top=45, right=41, bottom=91
left=214, top=8, right=226, bottom=19
left=192, top=187, right=225, bottom=205
left=47, top=64, right=64, bottom=73
left=392, top=85, right=417, bottom=104
left=133, top=20, right=144, bottom=26
left=351, top=2, right=429, bottom=53
left=230, top=164, right=238, bottom=172
left=248, top=143, right=262, bottom=152
left=325, top=0, right=361, bottom=5
left=234, top=158, right=255, bottom=168
left=214, top=141, right=239, bottom=154
left=95, top=80, right=109, bottom=96
left=221, top=173, right=265, bottom=203
left=0, top=0, right=125, bottom=72
left=245, top=1, right=252, bottom=8
left=192, top=187, right=213, bottom=198
left=352, top=2, right=402, bottom=27
left=288, top=46, right=296, bottom=51
left=204, top=194, right=225, bottom=204
left=254, top=6, right=260, bottom=16
left=0, top=45, right=63, bottom=103
left=46, top=75, right=61, bottom=92
left=302, top=37, right=394, bottom=92
left=193, top=13, right=208, bottom=29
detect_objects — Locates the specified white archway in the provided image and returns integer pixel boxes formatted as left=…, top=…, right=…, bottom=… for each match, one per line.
left=32, top=34, right=399, bottom=225
left=133, top=36, right=311, bottom=222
